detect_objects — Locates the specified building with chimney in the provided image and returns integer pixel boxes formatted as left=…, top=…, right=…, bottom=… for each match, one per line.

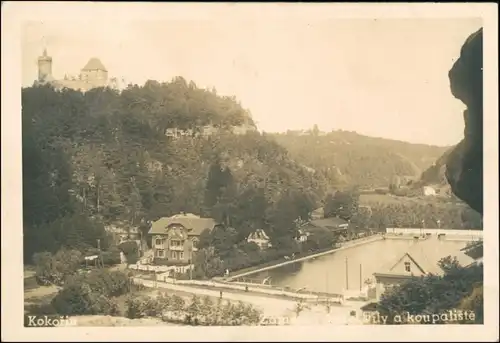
left=148, top=213, right=221, bottom=266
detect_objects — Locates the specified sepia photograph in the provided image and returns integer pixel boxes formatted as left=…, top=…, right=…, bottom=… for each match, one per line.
left=2, top=2, right=498, bottom=342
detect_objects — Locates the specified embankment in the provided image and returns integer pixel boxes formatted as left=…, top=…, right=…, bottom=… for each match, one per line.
left=226, top=234, right=384, bottom=281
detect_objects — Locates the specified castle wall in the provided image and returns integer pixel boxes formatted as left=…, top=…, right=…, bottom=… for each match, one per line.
left=52, top=79, right=106, bottom=92
left=81, top=69, right=108, bottom=85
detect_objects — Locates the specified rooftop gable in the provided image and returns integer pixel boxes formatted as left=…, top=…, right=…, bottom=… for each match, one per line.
left=388, top=252, right=429, bottom=275
left=379, top=239, right=476, bottom=276
left=82, top=58, right=107, bottom=72
left=149, top=213, right=218, bottom=236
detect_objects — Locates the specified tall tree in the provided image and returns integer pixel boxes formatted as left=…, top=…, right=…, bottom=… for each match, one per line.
left=323, top=190, right=359, bottom=221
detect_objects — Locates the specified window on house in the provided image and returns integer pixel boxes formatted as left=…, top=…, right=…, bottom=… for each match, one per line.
left=404, top=262, right=411, bottom=272
left=171, top=251, right=177, bottom=259
left=157, top=249, right=164, bottom=258
left=155, top=238, right=162, bottom=245
left=179, top=252, right=184, bottom=260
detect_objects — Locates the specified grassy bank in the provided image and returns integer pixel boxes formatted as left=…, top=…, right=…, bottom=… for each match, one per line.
left=224, top=245, right=338, bottom=281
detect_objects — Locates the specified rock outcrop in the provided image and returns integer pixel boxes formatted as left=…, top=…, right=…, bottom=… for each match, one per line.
left=445, top=28, right=483, bottom=214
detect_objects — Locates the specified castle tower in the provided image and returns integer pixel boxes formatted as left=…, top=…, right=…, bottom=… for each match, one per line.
left=37, top=48, right=53, bottom=83
left=80, top=57, right=108, bottom=87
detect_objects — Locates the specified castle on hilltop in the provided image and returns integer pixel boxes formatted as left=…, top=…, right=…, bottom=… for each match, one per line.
left=35, top=48, right=109, bottom=92
left=34, top=48, right=258, bottom=136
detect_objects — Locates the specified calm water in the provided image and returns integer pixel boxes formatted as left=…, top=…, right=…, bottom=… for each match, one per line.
left=244, top=238, right=469, bottom=294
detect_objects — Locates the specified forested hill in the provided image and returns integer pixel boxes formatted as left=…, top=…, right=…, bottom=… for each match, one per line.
left=22, top=78, right=333, bottom=262
left=268, top=130, right=450, bottom=188
left=417, top=147, right=454, bottom=185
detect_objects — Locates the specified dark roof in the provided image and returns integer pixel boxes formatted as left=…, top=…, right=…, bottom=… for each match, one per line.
left=309, top=217, right=349, bottom=231
left=82, top=58, right=107, bottom=72
left=148, top=213, right=218, bottom=236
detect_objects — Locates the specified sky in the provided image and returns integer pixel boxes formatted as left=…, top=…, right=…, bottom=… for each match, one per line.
left=21, top=8, right=482, bottom=147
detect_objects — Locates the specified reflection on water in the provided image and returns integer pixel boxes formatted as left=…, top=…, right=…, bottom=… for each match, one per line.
left=245, top=239, right=469, bottom=293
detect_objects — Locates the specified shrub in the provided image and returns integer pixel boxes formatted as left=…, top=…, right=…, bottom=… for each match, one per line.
left=50, top=269, right=130, bottom=316
left=125, top=293, right=263, bottom=326
left=125, top=296, right=143, bottom=319
left=33, top=248, right=83, bottom=286
left=155, top=292, right=172, bottom=309
left=33, top=252, right=56, bottom=286
left=169, top=294, right=186, bottom=312
left=51, top=282, right=95, bottom=315
left=82, top=269, right=130, bottom=297
left=101, top=249, right=122, bottom=266
left=125, top=295, right=161, bottom=319
left=118, top=240, right=139, bottom=264
left=126, top=293, right=180, bottom=319
left=89, top=294, right=120, bottom=316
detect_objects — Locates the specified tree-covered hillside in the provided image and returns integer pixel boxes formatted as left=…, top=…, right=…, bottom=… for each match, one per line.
left=22, top=78, right=334, bottom=262
left=418, top=147, right=454, bottom=186
left=269, top=129, right=449, bottom=188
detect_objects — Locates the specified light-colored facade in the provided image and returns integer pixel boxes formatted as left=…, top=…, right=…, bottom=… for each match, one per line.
left=165, top=124, right=256, bottom=139
left=295, top=228, right=310, bottom=243
left=423, top=186, right=437, bottom=196
left=148, top=213, right=219, bottom=265
left=310, top=207, right=325, bottom=220
left=247, top=229, right=272, bottom=249
left=105, top=223, right=141, bottom=243
left=372, top=241, right=476, bottom=301
left=385, top=228, right=483, bottom=240
left=35, top=48, right=109, bottom=92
